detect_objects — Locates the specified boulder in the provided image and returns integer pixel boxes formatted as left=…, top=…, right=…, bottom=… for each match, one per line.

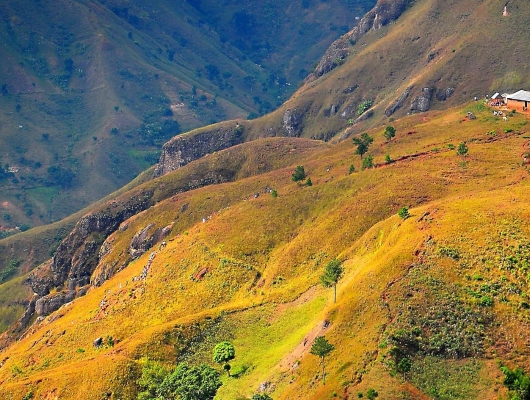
left=410, top=87, right=435, bottom=113
left=35, top=291, right=75, bottom=316
left=385, top=86, right=413, bottom=116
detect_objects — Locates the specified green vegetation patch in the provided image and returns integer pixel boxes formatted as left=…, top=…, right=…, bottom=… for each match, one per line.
left=410, top=357, right=483, bottom=400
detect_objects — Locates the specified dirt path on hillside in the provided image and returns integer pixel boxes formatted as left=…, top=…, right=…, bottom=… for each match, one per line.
left=270, top=286, right=330, bottom=372
left=278, top=318, right=330, bottom=372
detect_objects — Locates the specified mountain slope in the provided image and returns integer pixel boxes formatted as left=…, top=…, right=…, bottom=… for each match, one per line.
left=2, top=0, right=530, bottom=397
left=0, top=0, right=372, bottom=229
left=150, top=0, right=530, bottom=180
left=0, top=101, right=529, bottom=398
left=232, top=0, right=530, bottom=142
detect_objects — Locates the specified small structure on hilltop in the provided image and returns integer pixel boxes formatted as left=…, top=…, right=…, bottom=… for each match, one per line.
left=491, top=92, right=502, bottom=106
left=505, top=90, right=530, bottom=112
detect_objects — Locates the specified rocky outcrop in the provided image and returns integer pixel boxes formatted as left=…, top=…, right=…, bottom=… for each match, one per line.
left=154, top=123, right=245, bottom=177
left=282, top=109, right=304, bottom=136
left=385, top=86, right=413, bottom=116
left=410, top=87, right=435, bottom=113
left=308, top=0, right=413, bottom=80
left=24, top=260, right=55, bottom=296
left=25, top=190, right=154, bottom=297
left=129, top=223, right=172, bottom=259
left=35, top=291, right=75, bottom=316
left=436, top=87, right=455, bottom=102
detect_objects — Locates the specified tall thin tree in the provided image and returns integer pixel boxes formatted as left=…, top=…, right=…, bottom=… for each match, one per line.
left=320, top=258, right=344, bottom=303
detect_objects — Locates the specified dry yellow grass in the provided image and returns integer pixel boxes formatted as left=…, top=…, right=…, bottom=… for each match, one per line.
left=1, top=102, right=530, bottom=399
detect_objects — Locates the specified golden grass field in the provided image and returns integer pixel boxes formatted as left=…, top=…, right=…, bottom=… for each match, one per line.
left=0, top=101, right=529, bottom=399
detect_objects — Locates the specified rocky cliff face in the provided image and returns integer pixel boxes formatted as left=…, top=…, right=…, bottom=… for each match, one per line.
left=308, top=0, right=413, bottom=81
left=23, top=190, right=154, bottom=318
left=154, top=123, right=245, bottom=177
left=21, top=127, right=258, bottom=320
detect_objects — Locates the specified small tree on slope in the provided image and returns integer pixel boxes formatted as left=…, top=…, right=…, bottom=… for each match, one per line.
left=213, top=341, right=236, bottom=377
left=320, top=258, right=344, bottom=303
left=310, top=336, right=334, bottom=384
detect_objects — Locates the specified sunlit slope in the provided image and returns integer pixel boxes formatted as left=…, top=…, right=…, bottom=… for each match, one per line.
left=1, top=103, right=530, bottom=398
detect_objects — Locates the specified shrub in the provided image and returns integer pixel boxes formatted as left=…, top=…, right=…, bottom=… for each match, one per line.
left=500, top=364, right=530, bottom=400
left=383, top=126, right=396, bottom=141
left=361, top=154, right=373, bottom=170
left=479, top=296, right=493, bottom=307
left=348, top=164, right=355, bottom=174
left=438, top=246, right=460, bottom=260
left=292, top=166, right=306, bottom=182
left=398, top=207, right=410, bottom=220
left=22, top=391, right=34, bottom=400
left=357, top=100, right=373, bottom=116
left=366, top=388, right=378, bottom=399
left=252, top=394, right=273, bottom=400
left=457, top=142, right=468, bottom=157
left=396, top=356, right=412, bottom=373
left=0, top=259, right=20, bottom=283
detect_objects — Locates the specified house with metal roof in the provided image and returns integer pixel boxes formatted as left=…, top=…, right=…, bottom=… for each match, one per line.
left=505, top=90, right=530, bottom=111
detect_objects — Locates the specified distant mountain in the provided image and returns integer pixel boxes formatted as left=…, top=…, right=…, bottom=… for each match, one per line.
left=0, top=0, right=373, bottom=229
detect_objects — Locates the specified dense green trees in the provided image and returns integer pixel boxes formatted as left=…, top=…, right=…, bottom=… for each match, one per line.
left=158, top=363, right=222, bottom=400
left=47, top=165, right=75, bottom=188
left=137, top=358, right=171, bottom=400
left=137, top=359, right=221, bottom=400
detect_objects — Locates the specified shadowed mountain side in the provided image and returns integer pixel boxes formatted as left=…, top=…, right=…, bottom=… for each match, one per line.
left=0, top=0, right=372, bottom=228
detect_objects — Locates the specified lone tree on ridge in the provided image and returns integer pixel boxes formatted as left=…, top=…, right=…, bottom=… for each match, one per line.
left=292, top=165, right=307, bottom=182
left=383, top=125, right=396, bottom=141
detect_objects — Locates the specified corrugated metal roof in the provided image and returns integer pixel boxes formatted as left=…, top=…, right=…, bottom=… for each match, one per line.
left=506, top=90, right=530, bottom=102
left=491, top=92, right=500, bottom=99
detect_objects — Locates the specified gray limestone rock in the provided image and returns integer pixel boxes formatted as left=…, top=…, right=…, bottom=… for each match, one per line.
left=410, top=87, right=435, bottom=113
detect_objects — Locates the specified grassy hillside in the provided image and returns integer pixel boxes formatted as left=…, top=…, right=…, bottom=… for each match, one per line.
left=0, top=100, right=529, bottom=398
left=241, top=0, right=530, bottom=143
left=0, top=0, right=372, bottom=229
